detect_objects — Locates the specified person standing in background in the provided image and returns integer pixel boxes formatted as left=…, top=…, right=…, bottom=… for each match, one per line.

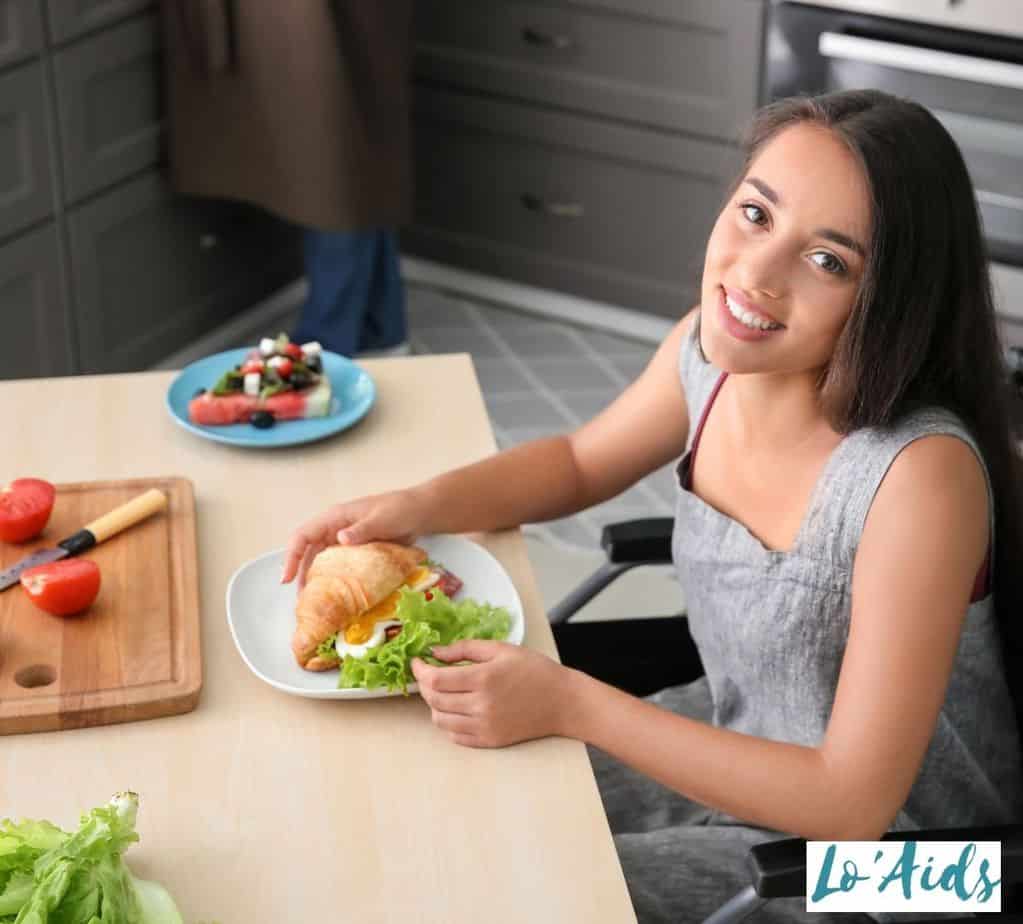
left=162, top=0, right=415, bottom=357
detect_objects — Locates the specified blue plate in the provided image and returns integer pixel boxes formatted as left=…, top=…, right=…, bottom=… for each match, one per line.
left=166, top=348, right=376, bottom=448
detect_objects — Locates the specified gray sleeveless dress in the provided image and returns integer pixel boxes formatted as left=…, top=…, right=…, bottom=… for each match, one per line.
left=590, top=324, right=1023, bottom=923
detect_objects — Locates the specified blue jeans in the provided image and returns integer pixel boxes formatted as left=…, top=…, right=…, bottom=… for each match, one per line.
left=291, top=229, right=406, bottom=356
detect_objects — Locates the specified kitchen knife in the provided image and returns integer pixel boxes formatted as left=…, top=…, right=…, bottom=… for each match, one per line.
left=0, top=488, right=168, bottom=591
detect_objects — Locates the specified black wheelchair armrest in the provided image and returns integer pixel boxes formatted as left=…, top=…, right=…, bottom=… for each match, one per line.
left=748, top=824, right=1023, bottom=900
left=547, top=518, right=675, bottom=625
left=601, top=517, right=674, bottom=564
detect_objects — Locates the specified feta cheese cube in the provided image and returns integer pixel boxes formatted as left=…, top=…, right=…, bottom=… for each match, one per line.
left=259, top=337, right=276, bottom=357
left=244, top=372, right=261, bottom=396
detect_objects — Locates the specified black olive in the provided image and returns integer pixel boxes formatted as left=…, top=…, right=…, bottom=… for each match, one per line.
left=306, top=355, right=322, bottom=373
left=192, top=387, right=207, bottom=398
left=290, top=372, right=311, bottom=389
left=251, top=411, right=275, bottom=429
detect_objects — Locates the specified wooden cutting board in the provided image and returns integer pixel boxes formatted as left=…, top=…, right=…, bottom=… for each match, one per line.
left=0, top=476, right=201, bottom=734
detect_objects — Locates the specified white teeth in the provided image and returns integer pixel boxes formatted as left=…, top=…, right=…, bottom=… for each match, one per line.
left=726, top=294, right=780, bottom=331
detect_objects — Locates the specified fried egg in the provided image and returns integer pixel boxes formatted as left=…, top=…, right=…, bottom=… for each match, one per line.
left=334, top=566, right=442, bottom=658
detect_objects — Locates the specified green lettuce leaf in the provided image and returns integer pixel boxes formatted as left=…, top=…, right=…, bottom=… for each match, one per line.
left=338, top=588, right=511, bottom=694
left=0, top=793, right=183, bottom=924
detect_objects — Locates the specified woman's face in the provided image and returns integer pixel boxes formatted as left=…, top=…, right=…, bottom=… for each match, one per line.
left=699, top=123, right=872, bottom=377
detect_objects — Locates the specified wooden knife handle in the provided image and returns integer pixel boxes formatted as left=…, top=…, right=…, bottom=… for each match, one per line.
left=83, top=488, right=168, bottom=543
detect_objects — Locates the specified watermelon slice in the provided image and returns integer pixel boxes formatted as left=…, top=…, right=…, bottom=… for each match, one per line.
left=188, top=371, right=332, bottom=426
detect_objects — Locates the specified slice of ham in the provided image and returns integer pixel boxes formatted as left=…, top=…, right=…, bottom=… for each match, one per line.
left=435, top=570, right=463, bottom=597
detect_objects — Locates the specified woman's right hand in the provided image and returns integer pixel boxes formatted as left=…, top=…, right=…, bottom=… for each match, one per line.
left=281, top=487, right=432, bottom=588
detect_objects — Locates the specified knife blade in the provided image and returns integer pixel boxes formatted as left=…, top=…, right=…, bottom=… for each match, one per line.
left=0, top=487, right=168, bottom=591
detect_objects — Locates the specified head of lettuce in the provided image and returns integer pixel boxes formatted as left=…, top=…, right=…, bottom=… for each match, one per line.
left=0, top=792, right=183, bottom=923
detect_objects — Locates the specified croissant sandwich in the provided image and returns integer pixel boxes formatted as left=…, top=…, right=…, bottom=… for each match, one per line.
left=292, top=541, right=462, bottom=671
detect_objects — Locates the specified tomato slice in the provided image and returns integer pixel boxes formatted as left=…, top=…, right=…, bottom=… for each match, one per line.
left=0, top=479, right=56, bottom=543
left=284, top=343, right=303, bottom=360
left=20, top=559, right=101, bottom=616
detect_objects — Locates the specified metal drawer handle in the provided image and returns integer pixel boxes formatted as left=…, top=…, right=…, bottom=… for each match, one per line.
left=819, top=31, right=1023, bottom=92
left=521, top=26, right=574, bottom=50
left=521, top=193, right=584, bottom=218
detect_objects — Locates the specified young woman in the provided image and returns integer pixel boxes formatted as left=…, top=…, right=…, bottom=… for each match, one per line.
left=281, top=90, right=1023, bottom=922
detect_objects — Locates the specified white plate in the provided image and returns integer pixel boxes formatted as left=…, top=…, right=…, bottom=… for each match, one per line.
left=226, top=535, right=525, bottom=699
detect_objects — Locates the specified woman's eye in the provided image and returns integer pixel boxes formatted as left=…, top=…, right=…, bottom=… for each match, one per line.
left=740, top=203, right=768, bottom=226
left=810, top=251, right=846, bottom=275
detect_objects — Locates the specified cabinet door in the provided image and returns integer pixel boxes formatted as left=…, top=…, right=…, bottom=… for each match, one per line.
left=0, top=224, right=73, bottom=380
left=0, top=63, right=56, bottom=241
left=404, top=89, right=741, bottom=319
left=52, top=13, right=162, bottom=204
left=0, top=0, right=43, bottom=69
left=45, top=0, right=154, bottom=45
left=415, top=0, right=764, bottom=142
left=68, top=171, right=301, bottom=374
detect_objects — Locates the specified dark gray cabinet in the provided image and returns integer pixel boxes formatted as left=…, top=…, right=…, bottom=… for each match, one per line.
left=406, top=0, right=766, bottom=319
left=0, top=62, right=56, bottom=240
left=0, top=5, right=301, bottom=380
left=69, top=173, right=300, bottom=374
left=45, top=0, right=154, bottom=45
left=53, top=13, right=162, bottom=204
left=416, top=0, right=762, bottom=142
left=405, top=89, right=740, bottom=317
left=0, top=0, right=44, bottom=70
left=0, top=224, right=73, bottom=378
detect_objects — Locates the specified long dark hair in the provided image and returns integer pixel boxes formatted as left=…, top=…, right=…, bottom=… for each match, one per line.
left=712, top=90, right=1023, bottom=716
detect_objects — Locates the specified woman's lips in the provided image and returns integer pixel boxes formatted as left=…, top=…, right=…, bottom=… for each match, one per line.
left=717, top=287, right=784, bottom=342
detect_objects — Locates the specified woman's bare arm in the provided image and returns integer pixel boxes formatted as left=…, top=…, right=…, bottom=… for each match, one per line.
left=413, top=311, right=695, bottom=535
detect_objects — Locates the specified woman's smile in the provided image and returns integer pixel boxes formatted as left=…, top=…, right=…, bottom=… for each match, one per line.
left=719, top=286, right=785, bottom=341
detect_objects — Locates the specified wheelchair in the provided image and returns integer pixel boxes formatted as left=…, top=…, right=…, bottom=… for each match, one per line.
left=548, top=517, right=1023, bottom=923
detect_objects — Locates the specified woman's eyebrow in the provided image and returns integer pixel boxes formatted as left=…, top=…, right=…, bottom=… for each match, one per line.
left=744, top=177, right=866, bottom=258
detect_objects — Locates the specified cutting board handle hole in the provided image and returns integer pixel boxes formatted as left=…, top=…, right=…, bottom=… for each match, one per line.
left=14, top=664, right=56, bottom=689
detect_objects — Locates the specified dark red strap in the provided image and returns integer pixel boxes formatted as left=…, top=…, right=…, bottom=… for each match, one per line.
left=683, top=373, right=728, bottom=491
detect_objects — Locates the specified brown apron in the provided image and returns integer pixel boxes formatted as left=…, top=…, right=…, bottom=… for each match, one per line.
left=162, top=0, right=413, bottom=231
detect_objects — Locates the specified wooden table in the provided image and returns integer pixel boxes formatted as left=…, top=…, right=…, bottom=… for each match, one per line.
left=1, top=354, right=636, bottom=923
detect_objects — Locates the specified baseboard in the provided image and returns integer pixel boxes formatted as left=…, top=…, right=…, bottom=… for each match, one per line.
left=401, top=256, right=673, bottom=345
left=151, top=279, right=308, bottom=370
left=151, top=256, right=674, bottom=370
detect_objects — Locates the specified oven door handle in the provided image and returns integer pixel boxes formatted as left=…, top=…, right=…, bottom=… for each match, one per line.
left=819, top=31, right=1023, bottom=92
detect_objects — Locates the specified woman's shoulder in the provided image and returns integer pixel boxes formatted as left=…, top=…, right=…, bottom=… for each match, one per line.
left=674, top=308, right=722, bottom=427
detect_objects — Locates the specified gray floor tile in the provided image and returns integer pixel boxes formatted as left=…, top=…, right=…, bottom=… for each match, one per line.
left=531, top=516, right=601, bottom=549
left=485, top=394, right=573, bottom=431
left=521, top=356, right=620, bottom=393
left=489, top=322, right=582, bottom=357
left=407, top=287, right=479, bottom=327
left=414, top=324, right=503, bottom=358
left=471, top=356, right=535, bottom=394
left=580, top=327, right=660, bottom=357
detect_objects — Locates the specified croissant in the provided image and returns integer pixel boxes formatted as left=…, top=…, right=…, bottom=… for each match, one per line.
left=292, top=541, right=427, bottom=670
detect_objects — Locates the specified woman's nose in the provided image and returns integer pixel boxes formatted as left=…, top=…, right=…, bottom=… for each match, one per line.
left=734, top=241, right=787, bottom=300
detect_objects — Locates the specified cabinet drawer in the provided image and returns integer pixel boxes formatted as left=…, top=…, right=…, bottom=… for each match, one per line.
left=68, top=171, right=301, bottom=374
left=0, top=63, right=56, bottom=241
left=53, top=13, right=162, bottom=204
left=46, top=0, right=154, bottom=45
left=415, top=0, right=763, bottom=142
left=0, top=224, right=73, bottom=379
left=404, top=90, right=742, bottom=319
left=0, top=0, right=43, bottom=69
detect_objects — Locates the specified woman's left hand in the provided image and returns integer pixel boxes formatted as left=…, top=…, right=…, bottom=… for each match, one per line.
left=411, top=641, right=575, bottom=748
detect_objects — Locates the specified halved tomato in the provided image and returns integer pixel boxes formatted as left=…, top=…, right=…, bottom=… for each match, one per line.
left=20, top=559, right=101, bottom=616
left=0, top=479, right=56, bottom=542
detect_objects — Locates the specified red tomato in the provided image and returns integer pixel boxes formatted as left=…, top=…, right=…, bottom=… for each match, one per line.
left=275, top=358, right=294, bottom=378
left=0, top=479, right=56, bottom=542
left=240, top=360, right=264, bottom=375
left=284, top=343, right=303, bottom=360
left=20, top=559, right=101, bottom=616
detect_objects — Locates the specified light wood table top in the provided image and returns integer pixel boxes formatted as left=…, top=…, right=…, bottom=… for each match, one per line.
left=1, top=354, right=636, bottom=923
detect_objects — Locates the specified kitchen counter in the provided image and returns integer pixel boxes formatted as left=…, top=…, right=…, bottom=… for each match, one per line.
left=1, top=354, right=636, bottom=923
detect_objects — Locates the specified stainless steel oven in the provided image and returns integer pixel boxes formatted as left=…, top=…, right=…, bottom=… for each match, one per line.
left=764, top=1, right=1023, bottom=351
